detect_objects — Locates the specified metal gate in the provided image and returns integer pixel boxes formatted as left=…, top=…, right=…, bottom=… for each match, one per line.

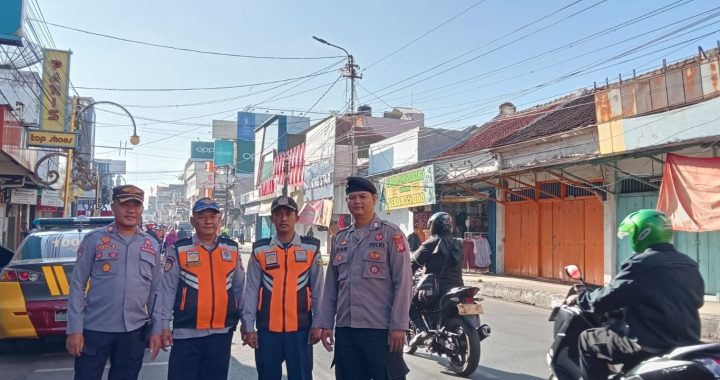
left=616, top=193, right=720, bottom=295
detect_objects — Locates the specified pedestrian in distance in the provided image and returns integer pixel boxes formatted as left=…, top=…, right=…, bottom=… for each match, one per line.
left=242, top=195, right=324, bottom=380
left=407, top=224, right=422, bottom=253
left=318, top=176, right=413, bottom=380
left=66, top=185, right=163, bottom=380
left=160, top=197, right=245, bottom=380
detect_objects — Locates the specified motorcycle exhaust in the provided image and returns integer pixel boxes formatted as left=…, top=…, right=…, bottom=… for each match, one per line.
left=478, top=324, right=491, bottom=342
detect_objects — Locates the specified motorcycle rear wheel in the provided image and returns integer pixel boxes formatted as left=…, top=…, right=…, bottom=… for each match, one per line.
left=403, top=321, right=418, bottom=354
left=445, top=317, right=481, bottom=377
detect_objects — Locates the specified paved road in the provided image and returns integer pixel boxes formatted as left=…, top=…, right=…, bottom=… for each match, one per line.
left=0, top=298, right=553, bottom=380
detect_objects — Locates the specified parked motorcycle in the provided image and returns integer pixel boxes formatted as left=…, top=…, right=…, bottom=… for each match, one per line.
left=404, top=275, right=491, bottom=377
left=548, top=264, right=720, bottom=379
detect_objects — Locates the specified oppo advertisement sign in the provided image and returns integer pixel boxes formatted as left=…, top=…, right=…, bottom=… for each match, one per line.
left=191, top=141, right=215, bottom=160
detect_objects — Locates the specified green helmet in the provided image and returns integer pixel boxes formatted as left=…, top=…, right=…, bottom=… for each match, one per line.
left=617, top=209, right=673, bottom=253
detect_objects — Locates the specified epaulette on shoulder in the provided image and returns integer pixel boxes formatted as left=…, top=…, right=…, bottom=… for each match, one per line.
left=173, top=237, right=193, bottom=249
left=218, top=236, right=238, bottom=247
left=381, top=220, right=401, bottom=232
left=300, top=235, right=320, bottom=246
left=252, top=237, right=272, bottom=250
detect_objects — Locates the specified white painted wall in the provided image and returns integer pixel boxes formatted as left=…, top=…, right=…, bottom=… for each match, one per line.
left=368, top=128, right=420, bottom=175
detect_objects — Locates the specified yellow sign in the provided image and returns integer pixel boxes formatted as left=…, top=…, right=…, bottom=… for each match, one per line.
left=381, top=166, right=436, bottom=211
left=40, top=49, right=71, bottom=131
left=27, top=130, right=77, bottom=149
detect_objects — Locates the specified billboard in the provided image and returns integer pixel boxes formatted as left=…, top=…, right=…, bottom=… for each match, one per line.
left=237, top=112, right=271, bottom=140
left=236, top=140, right=254, bottom=174
left=40, top=49, right=71, bottom=132
left=214, top=140, right=234, bottom=167
left=212, top=120, right=236, bottom=140
left=0, top=0, right=24, bottom=46
left=380, top=165, right=436, bottom=211
left=190, top=141, right=214, bottom=160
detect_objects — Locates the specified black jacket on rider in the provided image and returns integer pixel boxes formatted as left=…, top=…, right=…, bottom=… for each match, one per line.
left=411, top=234, right=464, bottom=294
left=577, top=243, right=704, bottom=350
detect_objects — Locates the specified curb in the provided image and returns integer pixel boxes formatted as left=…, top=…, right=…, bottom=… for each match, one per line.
left=471, top=278, right=720, bottom=341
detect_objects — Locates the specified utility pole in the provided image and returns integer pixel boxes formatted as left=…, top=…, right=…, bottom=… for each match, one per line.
left=282, top=157, right=289, bottom=196
left=224, top=164, right=231, bottom=227
left=311, top=36, right=361, bottom=175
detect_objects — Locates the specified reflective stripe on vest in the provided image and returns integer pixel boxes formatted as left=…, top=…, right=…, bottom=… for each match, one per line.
left=174, top=241, right=238, bottom=330
left=255, top=243, right=316, bottom=333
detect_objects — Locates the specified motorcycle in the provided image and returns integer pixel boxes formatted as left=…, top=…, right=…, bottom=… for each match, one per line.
left=404, top=273, right=491, bottom=377
left=548, top=264, right=720, bottom=380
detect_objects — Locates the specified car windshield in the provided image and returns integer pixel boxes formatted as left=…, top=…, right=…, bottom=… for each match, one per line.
left=16, top=230, right=90, bottom=260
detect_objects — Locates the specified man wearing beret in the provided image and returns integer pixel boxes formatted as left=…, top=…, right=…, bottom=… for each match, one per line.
left=318, top=176, right=413, bottom=380
left=66, top=185, right=164, bottom=380
left=160, top=197, right=245, bottom=380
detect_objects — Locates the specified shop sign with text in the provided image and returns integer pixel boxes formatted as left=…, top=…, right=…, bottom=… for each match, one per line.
left=40, top=49, right=71, bottom=131
left=380, top=165, right=436, bottom=211
left=27, top=130, right=77, bottom=148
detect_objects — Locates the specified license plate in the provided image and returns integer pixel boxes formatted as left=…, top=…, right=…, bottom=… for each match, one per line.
left=457, top=303, right=483, bottom=315
left=54, top=310, right=67, bottom=322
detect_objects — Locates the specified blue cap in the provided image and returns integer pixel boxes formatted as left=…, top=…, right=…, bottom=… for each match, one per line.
left=192, top=197, right=221, bottom=213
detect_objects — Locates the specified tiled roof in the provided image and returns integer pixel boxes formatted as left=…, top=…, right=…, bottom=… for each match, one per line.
left=438, top=102, right=563, bottom=158
left=496, top=93, right=596, bottom=146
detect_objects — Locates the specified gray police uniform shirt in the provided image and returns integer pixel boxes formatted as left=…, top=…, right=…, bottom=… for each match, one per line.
left=160, top=235, right=245, bottom=339
left=67, top=223, right=163, bottom=335
left=242, top=234, right=325, bottom=332
left=318, top=214, right=413, bottom=331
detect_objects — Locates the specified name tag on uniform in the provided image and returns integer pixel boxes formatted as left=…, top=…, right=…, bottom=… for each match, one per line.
left=295, top=250, right=307, bottom=262
left=266, top=252, right=279, bottom=267
left=221, top=251, right=233, bottom=262
left=187, top=251, right=200, bottom=266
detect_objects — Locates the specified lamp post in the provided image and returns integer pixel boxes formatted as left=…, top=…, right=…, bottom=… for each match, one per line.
left=312, top=36, right=361, bottom=113
left=312, top=36, right=361, bottom=175
left=64, top=100, right=140, bottom=216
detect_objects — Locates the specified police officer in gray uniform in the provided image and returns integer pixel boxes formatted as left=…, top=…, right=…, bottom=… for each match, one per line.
left=318, top=176, right=413, bottom=380
left=67, top=185, right=163, bottom=380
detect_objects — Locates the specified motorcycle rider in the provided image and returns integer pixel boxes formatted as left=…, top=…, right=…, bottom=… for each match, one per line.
left=408, top=212, right=464, bottom=348
left=570, top=209, right=704, bottom=380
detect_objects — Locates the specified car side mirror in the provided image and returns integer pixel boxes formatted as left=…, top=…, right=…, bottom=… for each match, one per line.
left=565, top=265, right=583, bottom=281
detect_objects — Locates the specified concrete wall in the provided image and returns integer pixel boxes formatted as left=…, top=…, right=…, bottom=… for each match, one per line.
left=499, top=128, right=599, bottom=170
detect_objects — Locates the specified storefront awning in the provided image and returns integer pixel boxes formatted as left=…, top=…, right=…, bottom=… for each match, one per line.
left=298, top=199, right=333, bottom=226
left=657, top=153, right=720, bottom=232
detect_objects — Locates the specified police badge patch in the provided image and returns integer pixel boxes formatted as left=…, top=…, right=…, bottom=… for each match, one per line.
left=164, top=256, right=175, bottom=272
left=221, top=251, right=233, bottom=262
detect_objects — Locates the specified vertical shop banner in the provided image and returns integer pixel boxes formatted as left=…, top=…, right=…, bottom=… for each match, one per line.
left=657, top=153, right=720, bottom=232
left=214, top=140, right=234, bottom=167
left=380, top=165, right=436, bottom=211
left=40, top=49, right=71, bottom=131
left=236, top=140, right=254, bottom=174
left=0, top=0, right=24, bottom=46
left=190, top=141, right=214, bottom=160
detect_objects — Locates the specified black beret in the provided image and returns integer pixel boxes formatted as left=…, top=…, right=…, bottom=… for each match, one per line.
left=345, top=176, right=377, bottom=195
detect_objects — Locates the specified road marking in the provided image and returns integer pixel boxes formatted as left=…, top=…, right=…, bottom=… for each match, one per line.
left=53, top=265, right=70, bottom=295
left=41, top=266, right=61, bottom=296
left=33, top=361, right=168, bottom=373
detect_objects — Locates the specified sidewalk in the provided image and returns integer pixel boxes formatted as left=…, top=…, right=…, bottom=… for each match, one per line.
left=463, top=273, right=720, bottom=341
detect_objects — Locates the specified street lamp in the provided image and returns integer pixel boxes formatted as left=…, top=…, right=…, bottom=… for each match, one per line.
left=64, top=100, right=140, bottom=216
left=312, top=36, right=361, bottom=113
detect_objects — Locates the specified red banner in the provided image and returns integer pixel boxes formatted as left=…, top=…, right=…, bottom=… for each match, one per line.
left=657, top=153, right=720, bottom=232
left=298, top=199, right=332, bottom=226
left=273, top=143, right=305, bottom=186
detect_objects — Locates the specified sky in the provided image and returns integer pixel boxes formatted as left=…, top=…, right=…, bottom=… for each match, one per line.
left=21, top=0, right=720, bottom=195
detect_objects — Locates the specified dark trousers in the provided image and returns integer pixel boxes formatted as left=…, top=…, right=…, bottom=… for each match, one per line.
left=74, top=328, right=145, bottom=380
left=255, top=329, right=312, bottom=380
left=333, top=327, right=409, bottom=380
left=579, top=327, right=653, bottom=380
left=168, top=332, right=233, bottom=380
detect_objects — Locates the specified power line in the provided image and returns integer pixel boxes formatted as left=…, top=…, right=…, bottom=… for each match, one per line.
left=74, top=63, right=343, bottom=92
left=31, top=18, right=345, bottom=60
left=363, top=0, right=487, bottom=71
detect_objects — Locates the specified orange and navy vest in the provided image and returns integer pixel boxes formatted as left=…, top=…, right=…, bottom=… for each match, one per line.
left=173, top=237, right=240, bottom=329
left=252, top=236, right=320, bottom=333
